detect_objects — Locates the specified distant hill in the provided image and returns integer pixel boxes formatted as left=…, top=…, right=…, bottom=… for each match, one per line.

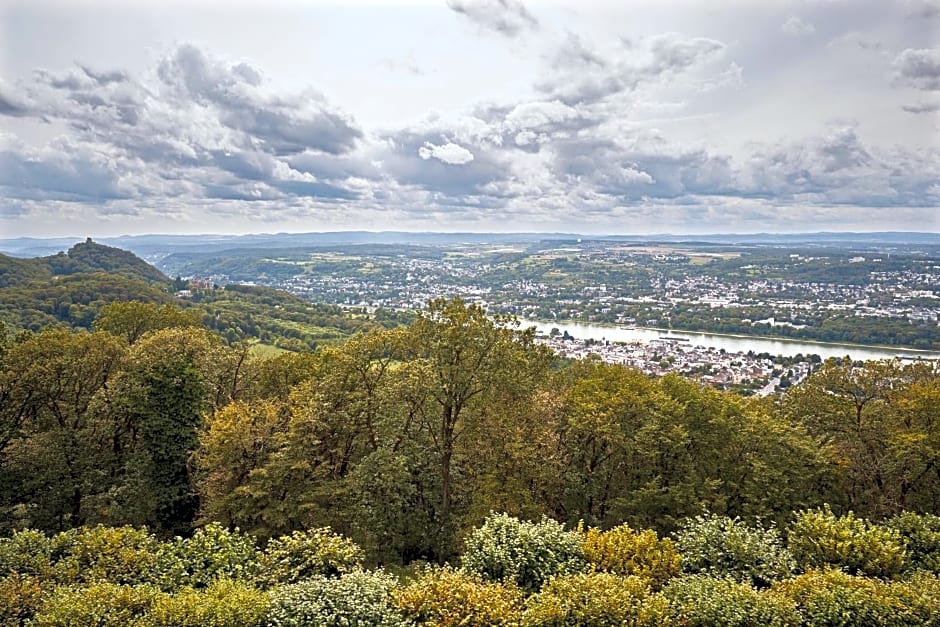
left=0, top=240, right=172, bottom=331
left=47, top=238, right=170, bottom=283
left=0, top=239, right=169, bottom=289
left=0, top=240, right=406, bottom=348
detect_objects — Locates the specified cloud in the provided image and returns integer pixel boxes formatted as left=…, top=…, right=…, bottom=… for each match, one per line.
left=418, top=141, right=475, bottom=165
left=900, top=0, right=940, bottom=18
left=538, top=33, right=727, bottom=106
left=0, top=44, right=373, bottom=209
left=781, top=17, right=816, bottom=37
left=0, top=140, right=135, bottom=202
left=157, top=45, right=362, bottom=155
left=0, top=87, right=30, bottom=117
left=893, top=47, right=940, bottom=90
left=901, top=101, right=940, bottom=113
left=446, top=0, right=539, bottom=37
left=550, top=32, right=607, bottom=70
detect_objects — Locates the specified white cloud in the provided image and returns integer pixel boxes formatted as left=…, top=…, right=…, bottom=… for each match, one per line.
left=418, top=141, right=475, bottom=165
left=893, top=47, right=940, bottom=90
left=447, top=0, right=539, bottom=37
left=781, top=17, right=816, bottom=37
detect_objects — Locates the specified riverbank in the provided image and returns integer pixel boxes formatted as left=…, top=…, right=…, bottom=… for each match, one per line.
left=520, top=318, right=940, bottom=361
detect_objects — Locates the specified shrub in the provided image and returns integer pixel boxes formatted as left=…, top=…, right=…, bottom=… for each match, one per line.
left=258, top=527, right=364, bottom=586
left=0, top=528, right=66, bottom=580
left=521, top=572, right=669, bottom=626
left=788, top=507, right=906, bottom=578
left=394, top=565, right=523, bottom=626
left=583, top=523, right=681, bottom=588
left=32, top=582, right=161, bottom=627
left=156, top=523, right=261, bottom=590
left=889, top=571, right=940, bottom=626
left=774, top=569, right=917, bottom=626
left=265, top=569, right=408, bottom=627
left=887, top=511, right=940, bottom=573
left=0, top=573, right=45, bottom=625
left=142, top=578, right=269, bottom=627
left=461, top=513, right=586, bottom=592
left=51, top=525, right=162, bottom=585
left=674, top=514, right=795, bottom=587
left=663, top=575, right=799, bottom=627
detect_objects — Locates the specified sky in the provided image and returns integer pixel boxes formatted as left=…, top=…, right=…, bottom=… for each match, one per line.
left=1, top=0, right=939, bottom=237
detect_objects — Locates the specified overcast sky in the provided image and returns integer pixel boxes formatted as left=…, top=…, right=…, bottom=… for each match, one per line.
left=1, top=0, right=939, bottom=237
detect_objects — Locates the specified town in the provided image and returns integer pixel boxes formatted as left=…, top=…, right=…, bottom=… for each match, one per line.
left=162, top=239, right=940, bottom=354
left=534, top=330, right=816, bottom=396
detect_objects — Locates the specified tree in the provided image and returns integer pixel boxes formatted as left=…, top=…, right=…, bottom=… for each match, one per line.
left=0, top=329, right=127, bottom=531
left=783, top=358, right=940, bottom=517
left=103, top=327, right=233, bottom=534
left=94, top=301, right=200, bottom=344
left=404, top=297, right=548, bottom=558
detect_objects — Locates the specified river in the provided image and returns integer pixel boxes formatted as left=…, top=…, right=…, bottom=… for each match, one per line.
left=520, top=319, right=940, bottom=362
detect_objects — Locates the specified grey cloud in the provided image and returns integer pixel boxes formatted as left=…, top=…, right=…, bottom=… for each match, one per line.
left=550, top=137, right=738, bottom=201
left=645, top=35, right=726, bottom=77
left=893, top=47, right=940, bottom=90
left=539, top=34, right=726, bottom=106
left=271, top=179, right=358, bottom=200
left=901, top=101, right=940, bottom=113
left=901, top=0, right=940, bottom=18
left=551, top=32, right=607, bottom=70
left=0, top=145, right=133, bottom=202
left=79, top=65, right=129, bottom=86
left=380, top=128, right=511, bottom=197
left=1, top=44, right=376, bottom=213
left=745, top=126, right=937, bottom=207
left=447, top=0, right=539, bottom=37
left=287, top=151, right=381, bottom=181
left=158, top=44, right=362, bottom=155
left=210, top=150, right=278, bottom=181
left=0, top=89, right=30, bottom=117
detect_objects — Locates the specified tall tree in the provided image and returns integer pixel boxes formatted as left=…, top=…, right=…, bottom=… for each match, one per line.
left=0, top=329, right=126, bottom=531
left=404, top=297, right=548, bottom=558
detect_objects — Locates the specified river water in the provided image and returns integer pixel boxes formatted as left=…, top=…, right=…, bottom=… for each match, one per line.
left=521, top=319, right=940, bottom=362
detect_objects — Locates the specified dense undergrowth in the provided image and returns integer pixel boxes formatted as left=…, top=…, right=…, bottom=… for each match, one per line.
left=3, top=510, right=940, bottom=626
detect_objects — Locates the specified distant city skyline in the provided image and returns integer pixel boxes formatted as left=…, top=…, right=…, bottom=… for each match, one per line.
left=2, top=0, right=939, bottom=237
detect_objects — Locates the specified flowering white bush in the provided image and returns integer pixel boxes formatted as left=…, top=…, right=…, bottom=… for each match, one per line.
left=675, top=514, right=795, bottom=587
left=461, top=513, right=586, bottom=592
left=265, top=569, right=408, bottom=626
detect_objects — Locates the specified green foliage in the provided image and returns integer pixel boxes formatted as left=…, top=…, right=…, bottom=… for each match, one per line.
left=890, top=571, right=940, bottom=626
left=32, top=582, right=161, bottom=627
left=54, top=239, right=169, bottom=283
left=258, top=527, right=364, bottom=585
left=674, top=514, right=795, bottom=587
left=265, top=570, right=408, bottom=627
left=520, top=572, right=669, bottom=626
left=461, top=513, right=586, bottom=592
left=50, top=526, right=162, bottom=585
left=95, top=301, right=200, bottom=344
left=141, top=579, right=269, bottom=627
left=156, top=524, right=260, bottom=590
left=788, top=507, right=906, bottom=578
left=0, top=573, right=45, bottom=625
left=0, top=528, right=64, bottom=579
left=394, top=565, right=523, bottom=627
left=887, top=511, right=940, bottom=573
left=774, top=569, right=921, bottom=626
left=582, top=523, right=681, bottom=588
left=663, top=575, right=799, bottom=627
left=0, top=240, right=171, bottom=332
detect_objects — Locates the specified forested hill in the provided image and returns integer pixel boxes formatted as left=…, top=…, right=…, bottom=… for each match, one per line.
left=0, top=240, right=409, bottom=347
left=0, top=238, right=169, bottom=289
left=0, top=240, right=173, bottom=331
